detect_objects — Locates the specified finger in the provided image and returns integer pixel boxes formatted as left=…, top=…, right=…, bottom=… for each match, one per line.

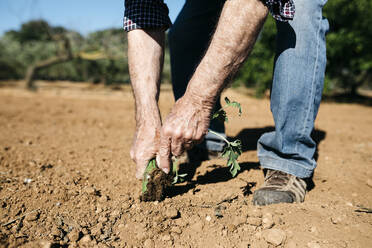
left=171, top=137, right=184, bottom=157
left=135, top=158, right=147, bottom=180
left=157, top=132, right=172, bottom=174
left=183, top=140, right=194, bottom=151
left=194, top=124, right=207, bottom=143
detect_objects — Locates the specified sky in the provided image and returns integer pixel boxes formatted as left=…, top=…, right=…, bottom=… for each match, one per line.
left=0, top=0, right=185, bottom=36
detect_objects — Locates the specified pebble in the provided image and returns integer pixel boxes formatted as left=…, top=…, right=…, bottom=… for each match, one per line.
left=262, top=229, right=286, bottom=246
left=205, top=215, right=212, bottom=222
left=23, top=178, right=32, bottom=184
left=50, top=226, right=62, bottom=237
left=247, top=217, right=262, bottom=226
left=99, top=195, right=109, bottom=203
left=171, top=226, right=182, bottom=234
left=366, top=179, right=372, bottom=188
left=143, top=239, right=155, bottom=248
left=84, top=186, right=97, bottom=195
left=25, top=210, right=39, bottom=221
left=165, top=209, right=179, bottom=219
left=79, top=235, right=92, bottom=243
left=67, top=230, right=81, bottom=242
left=122, top=202, right=132, bottom=210
left=161, top=234, right=171, bottom=241
left=38, top=240, right=53, bottom=248
left=262, top=213, right=274, bottom=229
left=307, top=241, right=321, bottom=248
left=330, top=216, right=342, bottom=224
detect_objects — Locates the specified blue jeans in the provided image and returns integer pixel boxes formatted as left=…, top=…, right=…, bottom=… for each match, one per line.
left=258, top=0, right=329, bottom=178
left=169, top=0, right=329, bottom=178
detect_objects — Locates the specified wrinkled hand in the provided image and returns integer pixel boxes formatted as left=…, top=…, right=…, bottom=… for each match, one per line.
left=130, top=119, right=161, bottom=179
left=157, top=95, right=213, bottom=173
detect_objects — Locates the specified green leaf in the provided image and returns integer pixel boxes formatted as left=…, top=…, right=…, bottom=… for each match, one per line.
left=224, top=97, right=242, bottom=116
left=142, top=159, right=157, bottom=193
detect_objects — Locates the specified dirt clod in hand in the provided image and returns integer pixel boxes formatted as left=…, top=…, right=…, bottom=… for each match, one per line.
left=140, top=168, right=173, bottom=202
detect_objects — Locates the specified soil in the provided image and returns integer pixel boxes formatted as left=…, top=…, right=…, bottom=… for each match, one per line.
left=141, top=168, right=173, bottom=202
left=0, top=81, right=371, bottom=248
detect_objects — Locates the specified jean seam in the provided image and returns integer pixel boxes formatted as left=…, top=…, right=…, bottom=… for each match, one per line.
left=295, top=9, right=322, bottom=153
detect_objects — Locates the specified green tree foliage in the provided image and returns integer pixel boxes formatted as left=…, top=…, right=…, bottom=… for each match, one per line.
left=323, top=0, right=372, bottom=94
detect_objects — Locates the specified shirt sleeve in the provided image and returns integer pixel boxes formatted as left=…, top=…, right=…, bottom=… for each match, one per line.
left=261, top=0, right=295, bottom=22
left=123, top=0, right=172, bottom=32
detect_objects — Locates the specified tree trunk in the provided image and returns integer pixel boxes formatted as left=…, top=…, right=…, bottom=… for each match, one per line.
left=25, top=36, right=73, bottom=89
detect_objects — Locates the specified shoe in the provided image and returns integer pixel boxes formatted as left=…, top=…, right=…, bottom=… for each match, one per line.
left=252, top=169, right=307, bottom=206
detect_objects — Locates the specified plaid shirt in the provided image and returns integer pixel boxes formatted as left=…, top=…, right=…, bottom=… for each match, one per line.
left=124, top=0, right=295, bottom=32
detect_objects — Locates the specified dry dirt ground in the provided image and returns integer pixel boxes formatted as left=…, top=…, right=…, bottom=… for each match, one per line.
left=0, top=81, right=371, bottom=248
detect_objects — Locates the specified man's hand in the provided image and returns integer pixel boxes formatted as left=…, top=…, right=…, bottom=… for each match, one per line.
left=127, top=29, right=164, bottom=179
left=157, top=94, right=214, bottom=173
left=130, top=116, right=161, bottom=179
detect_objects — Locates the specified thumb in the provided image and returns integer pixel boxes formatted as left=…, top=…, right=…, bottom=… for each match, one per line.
left=157, top=133, right=171, bottom=174
left=135, top=158, right=148, bottom=180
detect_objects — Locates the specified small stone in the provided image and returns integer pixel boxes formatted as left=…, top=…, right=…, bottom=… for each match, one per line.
left=67, top=230, right=81, bottom=242
left=23, top=178, right=32, bottom=184
left=307, top=241, right=321, bottom=248
left=143, top=239, right=155, bottom=248
left=79, top=235, right=92, bottom=243
left=330, top=217, right=342, bottom=224
left=310, top=226, right=318, bottom=233
left=51, top=226, right=61, bottom=236
left=205, top=215, right=212, bottom=222
left=273, top=215, right=283, bottom=225
left=165, top=209, right=179, bottom=219
left=366, top=179, right=372, bottom=188
left=99, top=195, right=109, bottom=202
left=85, top=186, right=98, bottom=195
left=98, top=216, right=108, bottom=223
left=91, top=225, right=102, bottom=236
left=25, top=210, right=39, bottom=221
left=171, top=226, right=182, bottom=234
left=262, top=213, right=274, bottom=229
left=38, top=240, right=53, bottom=248
left=262, top=229, right=286, bottom=246
left=247, top=217, right=262, bottom=226
left=161, top=234, right=171, bottom=241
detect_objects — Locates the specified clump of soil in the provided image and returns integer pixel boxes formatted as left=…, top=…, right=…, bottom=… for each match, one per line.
left=140, top=167, right=173, bottom=202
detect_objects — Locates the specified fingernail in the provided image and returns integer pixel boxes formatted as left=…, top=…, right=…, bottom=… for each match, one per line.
left=162, top=167, right=169, bottom=174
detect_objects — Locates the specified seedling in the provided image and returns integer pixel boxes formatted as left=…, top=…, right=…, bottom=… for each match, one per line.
left=141, top=97, right=243, bottom=201
left=209, top=97, right=242, bottom=177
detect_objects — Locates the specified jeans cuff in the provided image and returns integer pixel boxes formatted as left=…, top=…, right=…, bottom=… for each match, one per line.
left=258, top=155, right=314, bottom=179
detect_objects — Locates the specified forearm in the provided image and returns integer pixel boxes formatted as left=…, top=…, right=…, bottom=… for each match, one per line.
left=128, top=29, right=165, bottom=125
left=185, top=0, right=268, bottom=107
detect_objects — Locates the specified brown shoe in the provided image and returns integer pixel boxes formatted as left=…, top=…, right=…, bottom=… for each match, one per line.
left=253, top=169, right=307, bottom=206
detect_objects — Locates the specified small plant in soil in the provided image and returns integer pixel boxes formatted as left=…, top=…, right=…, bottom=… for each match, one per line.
left=140, top=97, right=243, bottom=201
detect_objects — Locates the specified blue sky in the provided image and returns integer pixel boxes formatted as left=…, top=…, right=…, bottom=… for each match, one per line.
left=0, top=0, right=185, bottom=36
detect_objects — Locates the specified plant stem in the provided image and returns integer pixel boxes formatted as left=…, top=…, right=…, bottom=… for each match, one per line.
left=208, top=129, right=230, bottom=145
